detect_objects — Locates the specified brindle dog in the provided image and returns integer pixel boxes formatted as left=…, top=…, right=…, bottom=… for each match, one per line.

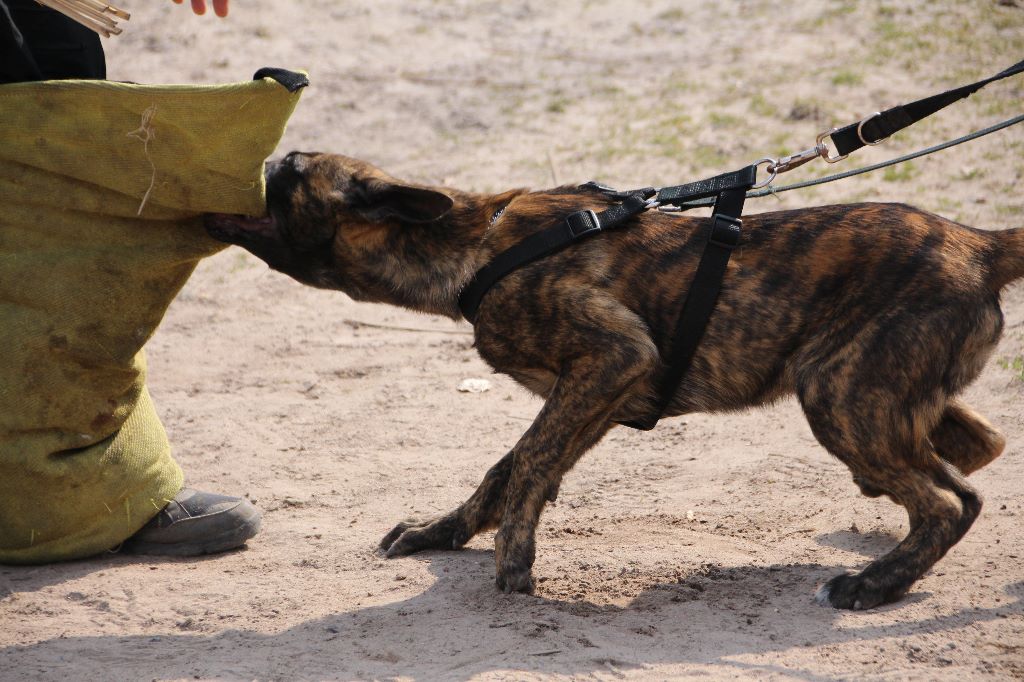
left=206, top=152, right=1021, bottom=610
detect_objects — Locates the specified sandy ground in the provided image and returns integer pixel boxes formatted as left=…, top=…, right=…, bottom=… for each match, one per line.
left=2, top=1, right=1024, bottom=680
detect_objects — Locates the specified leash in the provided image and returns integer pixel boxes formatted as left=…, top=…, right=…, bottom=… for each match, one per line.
left=458, top=59, right=1024, bottom=431
left=827, top=58, right=1024, bottom=158
left=666, top=113, right=1024, bottom=210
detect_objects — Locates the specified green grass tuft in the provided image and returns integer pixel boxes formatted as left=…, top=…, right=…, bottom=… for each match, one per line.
left=883, top=161, right=918, bottom=182
left=998, top=355, right=1024, bottom=382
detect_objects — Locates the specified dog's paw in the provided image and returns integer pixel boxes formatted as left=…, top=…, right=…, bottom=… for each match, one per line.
left=493, top=527, right=536, bottom=594
left=379, top=519, right=422, bottom=554
left=495, top=564, right=535, bottom=594
left=379, top=516, right=466, bottom=558
left=816, top=571, right=905, bottom=610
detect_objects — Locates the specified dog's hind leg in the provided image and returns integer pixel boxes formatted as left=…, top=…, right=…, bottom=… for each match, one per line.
left=799, top=377, right=982, bottom=610
left=930, top=399, right=1006, bottom=475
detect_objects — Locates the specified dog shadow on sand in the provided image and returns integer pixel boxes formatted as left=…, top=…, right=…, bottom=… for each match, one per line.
left=2, top=537, right=1021, bottom=681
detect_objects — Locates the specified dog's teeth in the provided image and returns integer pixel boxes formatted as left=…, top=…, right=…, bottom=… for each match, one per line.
left=814, top=584, right=832, bottom=606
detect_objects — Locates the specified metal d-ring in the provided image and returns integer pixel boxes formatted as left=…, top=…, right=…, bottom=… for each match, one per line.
left=751, top=157, right=778, bottom=189
left=857, top=111, right=886, bottom=146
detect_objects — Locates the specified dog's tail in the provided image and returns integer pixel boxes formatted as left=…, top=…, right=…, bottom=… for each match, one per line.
left=988, top=227, right=1024, bottom=290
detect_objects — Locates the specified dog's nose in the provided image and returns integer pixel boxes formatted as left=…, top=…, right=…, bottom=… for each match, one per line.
left=264, top=159, right=282, bottom=182
left=281, top=150, right=309, bottom=170
left=264, top=151, right=308, bottom=183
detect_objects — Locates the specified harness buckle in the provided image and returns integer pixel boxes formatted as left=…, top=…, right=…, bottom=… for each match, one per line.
left=708, top=214, right=742, bottom=250
left=857, top=112, right=887, bottom=146
left=565, top=210, right=601, bottom=239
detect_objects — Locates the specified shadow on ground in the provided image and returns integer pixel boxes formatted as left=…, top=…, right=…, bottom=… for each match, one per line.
left=2, top=549, right=1020, bottom=680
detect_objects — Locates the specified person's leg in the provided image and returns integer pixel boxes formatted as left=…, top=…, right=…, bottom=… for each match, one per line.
left=0, top=0, right=43, bottom=83
left=1, top=4, right=259, bottom=559
left=4, top=0, right=105, bottom=81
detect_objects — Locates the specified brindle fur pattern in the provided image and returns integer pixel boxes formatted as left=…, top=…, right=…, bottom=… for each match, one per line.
left=206, top=152, right=1024, bottom=609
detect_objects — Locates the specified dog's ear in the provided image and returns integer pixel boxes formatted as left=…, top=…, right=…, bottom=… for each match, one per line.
left=359, top=182, right=454, bottom=223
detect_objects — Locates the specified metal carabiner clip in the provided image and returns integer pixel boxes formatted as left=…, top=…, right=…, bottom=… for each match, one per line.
left=769, top=145, right=827, bottom=174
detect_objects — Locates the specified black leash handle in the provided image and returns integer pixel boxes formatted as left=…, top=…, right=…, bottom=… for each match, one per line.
left=827, top=58, right=1024, bottom=158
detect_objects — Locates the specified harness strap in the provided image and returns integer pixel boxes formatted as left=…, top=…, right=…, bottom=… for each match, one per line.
left=578, top=181, right=656, bottom=201
left=619, top=185, right=748, bottom=430
left=655, top=165, right=758, bottom=206
left=459, top=164, right=754, bottom=431
left=458, top=194, right=649, bottom=323
left=829, top=58, right=1024, bottom=157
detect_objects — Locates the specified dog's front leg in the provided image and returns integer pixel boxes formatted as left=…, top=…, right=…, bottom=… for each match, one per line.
left=494, top=347, right=657, bottom=594
left=378, top=363, right=634, bottom=561
left=379, top=371, right=633, bottom=561
left=380, top=451, right=514, bottom=557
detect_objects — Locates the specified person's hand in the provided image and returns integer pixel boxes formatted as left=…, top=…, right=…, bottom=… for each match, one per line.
left=173, top=0, right=229, bottom=18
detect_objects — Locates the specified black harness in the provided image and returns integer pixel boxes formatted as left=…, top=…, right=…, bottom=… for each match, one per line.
left=458, top=164, right=759, bottom=431
left=456, top=58, right=1024, bottom=432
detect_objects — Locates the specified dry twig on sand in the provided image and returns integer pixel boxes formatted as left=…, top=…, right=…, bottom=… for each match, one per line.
left=342, top=318, right=473, bottom=336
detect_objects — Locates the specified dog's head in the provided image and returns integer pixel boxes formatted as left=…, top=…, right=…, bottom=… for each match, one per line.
left=205, top=152, right=454, bottom=292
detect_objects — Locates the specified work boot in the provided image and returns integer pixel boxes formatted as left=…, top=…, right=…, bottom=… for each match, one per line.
left=120, top=488, right=261, bottom=556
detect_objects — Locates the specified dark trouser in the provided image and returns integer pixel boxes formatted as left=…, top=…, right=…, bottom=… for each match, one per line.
left=0, top=0, right=105, bottom=84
